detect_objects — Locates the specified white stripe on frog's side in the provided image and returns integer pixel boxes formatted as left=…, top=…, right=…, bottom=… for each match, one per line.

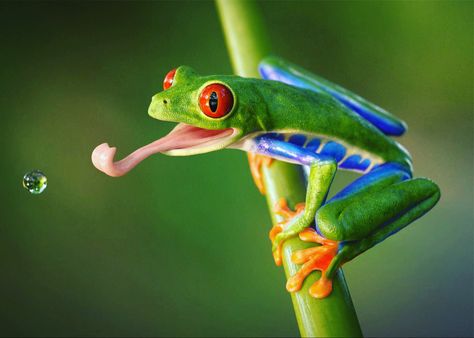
left=229, top=130, right=385, bottom=173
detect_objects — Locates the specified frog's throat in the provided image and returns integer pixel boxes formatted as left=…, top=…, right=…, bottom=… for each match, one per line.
left=91, top=123, right=239, bottom=177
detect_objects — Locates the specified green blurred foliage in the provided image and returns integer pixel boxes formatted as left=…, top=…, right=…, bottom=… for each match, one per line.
left=0, top=1, right=472, bottom=337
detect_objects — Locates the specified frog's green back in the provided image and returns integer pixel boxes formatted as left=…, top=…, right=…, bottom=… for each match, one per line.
left=259, top=56, right=407, bottom=136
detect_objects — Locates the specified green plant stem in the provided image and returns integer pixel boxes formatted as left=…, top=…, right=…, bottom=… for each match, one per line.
left=215, top=1, right=363, bottom=337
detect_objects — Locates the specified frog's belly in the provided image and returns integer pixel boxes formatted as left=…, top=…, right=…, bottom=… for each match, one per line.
left=232, top=131, right=386, bottom=173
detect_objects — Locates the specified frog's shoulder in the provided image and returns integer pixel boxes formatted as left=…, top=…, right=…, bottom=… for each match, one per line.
left=259, top=56, right=407, bottom=137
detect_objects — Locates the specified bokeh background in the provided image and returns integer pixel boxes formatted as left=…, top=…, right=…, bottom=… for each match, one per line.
left=0, top=1, right=472, bottom=337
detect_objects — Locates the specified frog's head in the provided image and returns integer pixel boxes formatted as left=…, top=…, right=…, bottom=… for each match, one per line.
left=147, top=65, right=265, bottom=155
left=92, top=66, right=266, bottom=177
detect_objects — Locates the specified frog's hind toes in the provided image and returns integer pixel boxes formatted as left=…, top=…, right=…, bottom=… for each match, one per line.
left=285, top=228, right=339, bottom=299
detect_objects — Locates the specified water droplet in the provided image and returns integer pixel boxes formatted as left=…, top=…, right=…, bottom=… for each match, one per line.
left=23, top=170, right=47, bottom=194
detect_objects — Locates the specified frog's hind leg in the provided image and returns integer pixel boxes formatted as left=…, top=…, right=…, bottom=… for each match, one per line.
left=289, top=163, right=440, bottom=298
left=315, top=163, right=440, bottom=242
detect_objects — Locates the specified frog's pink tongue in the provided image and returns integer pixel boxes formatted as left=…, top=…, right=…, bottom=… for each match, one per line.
left=92, top=123, right=233, bottom=177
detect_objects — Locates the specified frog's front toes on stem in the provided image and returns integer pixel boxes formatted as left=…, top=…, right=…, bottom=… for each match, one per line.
left=269, top=198, right=306, bottom=266
left=274, top=198, right=305, bottom=219
left=248, top=152, right=273, bottom=195
left=286, top=228, right=340, bottom=298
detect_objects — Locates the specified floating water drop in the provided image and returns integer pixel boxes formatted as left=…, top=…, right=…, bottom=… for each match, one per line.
left=23, top=170, right=47, bottom=194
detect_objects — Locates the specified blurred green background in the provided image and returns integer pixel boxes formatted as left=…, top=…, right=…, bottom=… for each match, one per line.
left=0, top=1, right=472, bottom=337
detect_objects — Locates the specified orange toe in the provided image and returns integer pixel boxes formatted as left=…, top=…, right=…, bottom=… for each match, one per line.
left=286, top=228, right=339, bottom=299
left=248, top=153, right=273, bottom=195
left=274, top=198, right=305, bottom=219
left=309, top=275, right=333, bottom=299
left=269, top=225, right=282, bottom=241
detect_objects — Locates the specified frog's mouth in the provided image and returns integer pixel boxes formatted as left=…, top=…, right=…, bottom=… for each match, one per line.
left=91, top=123, right=240, bottom=177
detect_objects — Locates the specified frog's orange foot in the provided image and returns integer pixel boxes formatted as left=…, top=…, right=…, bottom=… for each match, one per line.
left=248, top=152, right=273, bottom=195
left=286, top=228, right=339, bottom=298
left=274, top=198, right=305, bottom=219
left=269, top=198, right=306, bottom=266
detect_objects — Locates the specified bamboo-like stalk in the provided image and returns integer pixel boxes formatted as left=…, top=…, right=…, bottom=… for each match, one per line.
left=215, top=1, right=363, bottom=337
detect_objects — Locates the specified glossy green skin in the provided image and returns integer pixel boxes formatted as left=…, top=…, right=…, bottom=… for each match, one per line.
left=148, top=63, right=439, bottom=284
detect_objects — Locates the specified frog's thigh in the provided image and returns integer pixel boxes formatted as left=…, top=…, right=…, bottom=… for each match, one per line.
left=316, top=163, right=439, bottom=241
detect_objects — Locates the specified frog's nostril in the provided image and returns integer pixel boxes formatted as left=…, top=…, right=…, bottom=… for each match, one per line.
left=163, top=99, right=168, bottom=104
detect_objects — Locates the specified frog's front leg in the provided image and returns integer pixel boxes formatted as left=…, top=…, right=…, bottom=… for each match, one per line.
left=290, top=163, right=440, bottom=298
left=250, top=136, right=337, bottom=265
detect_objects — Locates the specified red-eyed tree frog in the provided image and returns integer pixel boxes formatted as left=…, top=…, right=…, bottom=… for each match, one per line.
left=92, top=56, right=440, bottom=299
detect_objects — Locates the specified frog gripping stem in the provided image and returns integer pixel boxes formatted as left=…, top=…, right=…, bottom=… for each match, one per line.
left=248, top=152, right=273, bottom=194
left=271, top=199, right=340, bottom=299
left=216, top=1, right=364, bottom=333
left=270, top=198, right=305, bottom=266
left=287, top=228, right=339, bottom=299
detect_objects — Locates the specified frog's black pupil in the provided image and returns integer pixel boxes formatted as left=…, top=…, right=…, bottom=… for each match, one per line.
left=209, top=92, right=218, bottom=112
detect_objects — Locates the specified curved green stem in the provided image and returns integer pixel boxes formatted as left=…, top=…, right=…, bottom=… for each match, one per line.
left=215, top=1, right=363, bottom=337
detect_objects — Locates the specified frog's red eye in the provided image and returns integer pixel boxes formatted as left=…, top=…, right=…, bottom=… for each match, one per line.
left=199, top=84, right=234, bottom=118
left=163, top=68, right=177, bottom=90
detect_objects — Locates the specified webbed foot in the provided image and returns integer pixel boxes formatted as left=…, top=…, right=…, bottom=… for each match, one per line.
left=287, top=228, right=340, bottom=298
